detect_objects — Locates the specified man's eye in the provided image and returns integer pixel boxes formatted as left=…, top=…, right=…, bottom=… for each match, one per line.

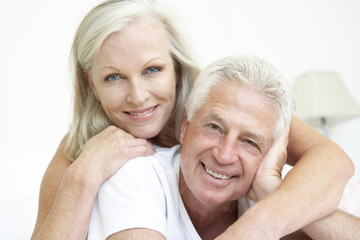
left=208, top=123, right=220, bottom=131
left=105, top=74, right=120, bottom=82
left=144, top=67, right=161, bottom=75
left=245, top=139, right=257, bottom=148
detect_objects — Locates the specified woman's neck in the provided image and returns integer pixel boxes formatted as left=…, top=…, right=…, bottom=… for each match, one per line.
left=150, top=118, right=178, bottom=147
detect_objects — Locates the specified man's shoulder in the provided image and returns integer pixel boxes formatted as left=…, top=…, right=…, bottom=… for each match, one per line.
left=109, top=144, right=181, bottom=183
left=154, top=144, right=181, bottom=165
left=91, top=147, right=179, bottom=240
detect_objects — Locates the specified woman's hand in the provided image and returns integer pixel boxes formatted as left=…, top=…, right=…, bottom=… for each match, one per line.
left=72, top=125, right=156, bottom=186
left=247, top=124, right=290, bottom=202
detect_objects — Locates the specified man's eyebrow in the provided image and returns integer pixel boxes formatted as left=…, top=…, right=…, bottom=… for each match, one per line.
left=245, top=131, right=266, bottom=149
left=202, top=111, right=266, bottom=148
left=203, top=112, right=224, bottom=124
left=205, top=112, right=266, bottom=148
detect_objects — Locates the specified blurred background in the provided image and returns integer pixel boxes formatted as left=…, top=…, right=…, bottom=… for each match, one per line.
left=1, top=0, right=359, bottom=239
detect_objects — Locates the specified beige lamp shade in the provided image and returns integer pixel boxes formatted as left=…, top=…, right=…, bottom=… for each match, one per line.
left=293, top=71, right=360, bottom=126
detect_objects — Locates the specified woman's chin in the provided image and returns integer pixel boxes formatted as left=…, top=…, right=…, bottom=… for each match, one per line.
left=130, top=127, right=160, bottom=140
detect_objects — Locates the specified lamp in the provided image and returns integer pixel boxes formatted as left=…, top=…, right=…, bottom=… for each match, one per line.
left=293, top=71, right=360, bottom=137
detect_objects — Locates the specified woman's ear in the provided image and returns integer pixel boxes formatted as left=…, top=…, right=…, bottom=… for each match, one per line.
left=83, top=69, right=100, bottom=101
left=179, top=112, right=189, bottom=144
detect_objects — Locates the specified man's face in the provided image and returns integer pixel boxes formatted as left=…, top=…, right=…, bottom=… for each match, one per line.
left=179, top=80, right=278, bottom=208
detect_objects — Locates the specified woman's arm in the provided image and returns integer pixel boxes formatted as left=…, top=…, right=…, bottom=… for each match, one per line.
left=303, top=210, right=360, bottom=239
left=31, top=136, right=98, bottom=239
left=31, top=126, right=155, bottom=240
left=216, top=116, right=354, bottom=239
left=248, top=156, right=360, bottom=240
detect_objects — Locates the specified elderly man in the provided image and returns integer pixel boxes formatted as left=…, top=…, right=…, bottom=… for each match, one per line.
left=88, top=55, right=359, bottom=240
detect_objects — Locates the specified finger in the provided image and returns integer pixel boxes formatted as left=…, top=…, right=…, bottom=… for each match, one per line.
left=111, top=137, right=155, bottom=155
left=126, top=144, right=156, bottom=159
left=276, top=123, right=290, bottom=146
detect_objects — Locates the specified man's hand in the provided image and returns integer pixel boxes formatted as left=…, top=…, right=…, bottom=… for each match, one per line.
left=247, top=124, right=290, bottom=202
left=215, top=126, right=290, bottom=240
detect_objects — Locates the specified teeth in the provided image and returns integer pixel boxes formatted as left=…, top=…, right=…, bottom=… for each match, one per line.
left=129, top=106, right=156, bottom=116
left=204, top=166, right=230, bottom=180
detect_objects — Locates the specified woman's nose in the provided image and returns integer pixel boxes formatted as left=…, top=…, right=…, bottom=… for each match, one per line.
left=126, top=78, right=149, bottom=105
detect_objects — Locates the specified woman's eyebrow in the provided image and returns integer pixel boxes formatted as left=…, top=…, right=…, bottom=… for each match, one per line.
left=142, top=57, right=168, bottom=67
left=101, top=65, right=122, bottom=73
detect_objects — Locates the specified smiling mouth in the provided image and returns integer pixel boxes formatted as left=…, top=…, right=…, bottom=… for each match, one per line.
left=203, top=164, right=231, bottom=180
left=126, top=105, right=158, bottom=116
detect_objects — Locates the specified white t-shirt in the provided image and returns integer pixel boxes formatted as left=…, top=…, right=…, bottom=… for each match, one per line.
left=339, top=180, right=360, bottom=218
left=87, top=145, right=253, bottom=239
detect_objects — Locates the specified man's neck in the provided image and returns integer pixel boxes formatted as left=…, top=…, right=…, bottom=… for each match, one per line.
left=179, top=171, right=238, bottom=240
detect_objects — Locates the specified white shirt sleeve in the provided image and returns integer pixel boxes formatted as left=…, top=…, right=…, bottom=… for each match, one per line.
left=339, top=180, right=360, bottom=217
left=88, top=156, right=167, bottom=239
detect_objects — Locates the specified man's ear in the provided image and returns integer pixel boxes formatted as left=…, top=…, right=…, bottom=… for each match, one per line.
left=179, top=112, right=190, bottom=144
left=83, top=69, right=100, bottom=101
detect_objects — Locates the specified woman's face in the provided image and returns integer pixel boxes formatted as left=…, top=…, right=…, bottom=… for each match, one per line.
left=89, top=16, right=177, bottom=139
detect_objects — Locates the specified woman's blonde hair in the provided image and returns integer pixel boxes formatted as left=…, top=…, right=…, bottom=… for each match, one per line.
left=65, top=0, right=199, bottom=161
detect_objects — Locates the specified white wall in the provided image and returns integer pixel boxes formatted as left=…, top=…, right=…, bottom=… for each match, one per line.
left=1, top=0, right=359, bottom=239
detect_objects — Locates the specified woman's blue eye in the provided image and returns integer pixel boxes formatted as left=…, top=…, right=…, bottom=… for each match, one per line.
left=105, top=74, right=120, bottom=82
left=144, top=67, right=161, bottom=75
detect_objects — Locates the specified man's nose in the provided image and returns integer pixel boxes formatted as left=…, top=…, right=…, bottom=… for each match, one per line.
left=126, top=77, right=149, bottom=105
left=212, top=136, right=239, bottom=165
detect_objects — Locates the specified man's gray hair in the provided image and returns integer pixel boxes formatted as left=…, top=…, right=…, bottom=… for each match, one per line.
left=185, top=55, right=295, bottom=138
